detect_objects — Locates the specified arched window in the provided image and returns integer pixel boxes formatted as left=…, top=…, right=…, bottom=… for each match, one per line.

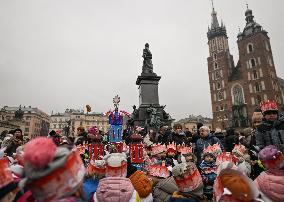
left=255, top=83, right=261, bottom=92
left=247, top=43, right=253, bottom=53
left=250, top=58, right=256, bottom=67
left=213, top=53, right=217, bottom=60
left=232, top=84, right=244, bottom=105
left=217, top=82, right=222, bottom=90
left=253, top=70, right=258, bottom=79
left=256, top=95, right=262, bottom=105
left=214, top=62, right=218, bottom=69
left=215, top=71, right=220, bottom=80
left=218, top=91, right=223, bottom=101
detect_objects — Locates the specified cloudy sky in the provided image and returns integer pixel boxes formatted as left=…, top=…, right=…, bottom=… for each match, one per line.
left=0, top=0, right=283, bottom=120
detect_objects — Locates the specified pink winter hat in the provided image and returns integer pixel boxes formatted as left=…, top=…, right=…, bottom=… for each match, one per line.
left=259, top=145, right=284, bottom=169
left=259, top=145, right=278, bottom=161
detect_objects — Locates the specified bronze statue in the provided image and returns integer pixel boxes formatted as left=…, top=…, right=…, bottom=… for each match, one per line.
left=142, top=43, right=153, bottom=73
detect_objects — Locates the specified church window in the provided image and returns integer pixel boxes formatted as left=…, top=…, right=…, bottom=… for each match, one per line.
left=213, top=53, right=217, bottom=60
left=232, top=84, right=244, bottom=105
left=247, top=43, right=254, bottom=53
left=217, top=91, right=223, bottom=101
left=214, top=62, right=218, bottom=69
left=217, top=82, right=222, bottom=90
left=255, top=83, right=261, bottom=92
left=250, top=58, right=256, bottom=67
left=215, top=71, right=220, bottom=80
left=253, top=70, right=258, bottom=79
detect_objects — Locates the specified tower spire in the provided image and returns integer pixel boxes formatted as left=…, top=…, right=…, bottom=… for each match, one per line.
left=210, top=0, right=219, bottom=29
left=211, top=0, right=215, bottom=11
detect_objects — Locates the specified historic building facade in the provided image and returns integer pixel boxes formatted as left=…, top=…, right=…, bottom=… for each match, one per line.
left=0, top=106, right=50, bottom=138
left=70, top=112, right=109, bottom=136
left=175, top=115, right=212, bottom=132
left=207, top=6, right=284, bottom=130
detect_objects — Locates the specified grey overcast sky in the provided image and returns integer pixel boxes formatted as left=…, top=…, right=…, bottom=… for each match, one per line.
left=0, top=0, right=283, bottom=120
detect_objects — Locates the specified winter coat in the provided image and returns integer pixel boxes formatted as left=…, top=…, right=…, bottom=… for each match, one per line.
left=199, top=161, right=217, bottom=195
left=255, top=169, right=284, bottom=202
left=82, top=177, right=100, bottom=201
left=224, top=134, right=238, bottom=152
left=93, top=177, right=140, bottom=202
left=153, top=176, right=178, bottom=202
left=256, top=115, right=284, bottom=153
left=195, top=134, right=224, bottom=164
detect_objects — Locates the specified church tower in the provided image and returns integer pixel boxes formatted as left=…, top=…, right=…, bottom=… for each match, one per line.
left=237, top=7, right=283, bottom=121
left=207, top=3, right=284, bottom=131
left=207, top=3, right=234, bottom=130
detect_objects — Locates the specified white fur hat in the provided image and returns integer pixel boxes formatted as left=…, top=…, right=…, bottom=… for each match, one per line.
left=104, top=153, right=127, bottom=177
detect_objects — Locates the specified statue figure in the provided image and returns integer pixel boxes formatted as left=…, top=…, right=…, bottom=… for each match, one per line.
left=14, top=105, right=24, bottom=120
left=142, top=43, right=154, bottom=74
left=146, top=106, right=162, bottom=129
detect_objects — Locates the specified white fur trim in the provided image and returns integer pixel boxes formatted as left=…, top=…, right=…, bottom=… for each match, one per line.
left=104, top=152, right=127, bottom=167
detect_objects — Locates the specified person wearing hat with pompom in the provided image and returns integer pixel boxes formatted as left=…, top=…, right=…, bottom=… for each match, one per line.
left=19, top=137, right=86, bottom=201
left=254, top=145, right=284, bottom=202
left=93, top=153, right=141, bottom=202
left=256, top=100, right=284, bottom=153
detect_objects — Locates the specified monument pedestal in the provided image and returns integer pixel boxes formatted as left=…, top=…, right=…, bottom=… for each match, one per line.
left=127, top=44, right=172, bottom=132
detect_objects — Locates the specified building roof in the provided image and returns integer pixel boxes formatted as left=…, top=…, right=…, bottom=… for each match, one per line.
left=176, top=115, right=212, bottom=124
left=1, top=106, right=49, bottom=117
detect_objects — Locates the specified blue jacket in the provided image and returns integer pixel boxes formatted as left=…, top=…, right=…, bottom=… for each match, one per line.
left=199, top=161, right=217, bottom=194
left=195, top=134, right=224, bottom=163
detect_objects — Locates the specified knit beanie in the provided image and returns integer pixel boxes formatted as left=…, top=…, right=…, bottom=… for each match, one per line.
left=104, top=153, right=127, bottom=177
left=21, top=137, right=85, bottom=201
left=129, top=171, right=152, bottom=198
left=214, top=168, right=259, bottom=202
left=172, top=162, right=203, bottom=194
left=259, top=145, right=284, bottom=169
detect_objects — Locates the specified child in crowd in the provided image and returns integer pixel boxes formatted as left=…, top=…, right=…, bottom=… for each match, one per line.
left=199, top=152, right=217, bottom=200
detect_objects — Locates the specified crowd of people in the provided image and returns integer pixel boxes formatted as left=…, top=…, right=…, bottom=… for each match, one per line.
left=0, top=100, right=284, bottom=202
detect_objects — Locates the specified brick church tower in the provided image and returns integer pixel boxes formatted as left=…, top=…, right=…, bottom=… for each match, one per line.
left=207, top=4, right=283, bottom=130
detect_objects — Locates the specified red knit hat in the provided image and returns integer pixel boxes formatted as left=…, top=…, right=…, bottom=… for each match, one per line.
left=21, top=137, right=85, bottom=201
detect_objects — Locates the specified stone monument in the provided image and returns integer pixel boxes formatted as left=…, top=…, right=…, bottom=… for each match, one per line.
left=128, top=43, right=172, bottom=132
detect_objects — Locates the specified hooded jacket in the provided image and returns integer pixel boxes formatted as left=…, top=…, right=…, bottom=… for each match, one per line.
left=93, top=177, right=140, bottom=202
left=256, top=115, right=284, bottom=153
left=152, top=177, right=178, bottom=202
left=255, top=169, right=284, bottom=202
